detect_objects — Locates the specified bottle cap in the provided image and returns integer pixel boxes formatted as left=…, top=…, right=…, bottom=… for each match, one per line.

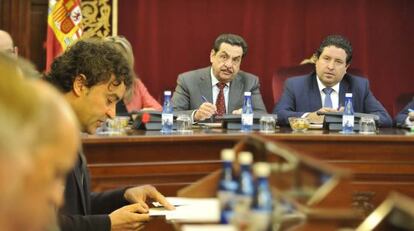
left=238, top=151, right=253, bottom=164
left=345, top=93, right=352, bottom=97
left=221, top=149, right=235, bottom=161
left=164, top=91, right=172, bottom=96
left=244, top=92, right=251, bottom=96
left=253, top=162, right=271, bottom=177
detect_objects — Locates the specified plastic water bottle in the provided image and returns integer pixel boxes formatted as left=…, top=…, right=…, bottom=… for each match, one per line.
left=249, top=162, right=273, bottom=231
left=161, top=91, right=173, bottom=133
left=242, top=92, right=253, bottom=132
left=218, top=149, right=238, bottom=224
left=233, top=151, right=254, bottom=228
left=342, top=93, right=354, bottom=133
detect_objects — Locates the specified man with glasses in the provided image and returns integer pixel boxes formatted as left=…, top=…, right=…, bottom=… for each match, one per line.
left=172, top=33, right=267, bottom=121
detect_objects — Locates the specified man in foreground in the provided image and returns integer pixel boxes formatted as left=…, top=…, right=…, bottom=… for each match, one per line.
left=45, top=39, right=174, bottom=231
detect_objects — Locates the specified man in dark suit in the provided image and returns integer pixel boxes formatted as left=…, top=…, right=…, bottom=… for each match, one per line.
left=45, top=39, right=174, bottom=231
left=172, top=34, right=267, bottom=121
left=395, top=100, right=414, bottom=127
left=273, top=35, right=392, bottom=127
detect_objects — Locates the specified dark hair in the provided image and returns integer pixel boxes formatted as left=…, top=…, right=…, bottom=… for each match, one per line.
left=316, top=35, right=353, bottom=64
left=44, top=38, right=133, bottom=93
left=213, top=34, right=248, bottom=57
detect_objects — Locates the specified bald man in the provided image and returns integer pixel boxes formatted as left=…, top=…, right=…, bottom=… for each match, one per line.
left=0, top=30, right=18, bottom=56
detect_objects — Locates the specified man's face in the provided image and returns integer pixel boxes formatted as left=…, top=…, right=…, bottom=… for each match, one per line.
left=75, top=74, right=126, bottom=134
left=20, top=119, right=79, bottom=231
left=210, top=42, right=243, bottom=83
left=315, top=46, right=350, bottom=87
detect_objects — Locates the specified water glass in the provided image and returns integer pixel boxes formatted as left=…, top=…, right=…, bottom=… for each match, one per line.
left=176, top=114, right=192, bottom=132
left=359, top=116, right=376, bottom=134
left=107, top=116, right=130, bottom=133
left=260, top=115, right=276, bottom=133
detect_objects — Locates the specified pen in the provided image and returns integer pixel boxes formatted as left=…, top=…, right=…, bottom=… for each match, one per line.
left=201, top=95, right=208, bottom=103
left=200, top=95, right=214, bottom=122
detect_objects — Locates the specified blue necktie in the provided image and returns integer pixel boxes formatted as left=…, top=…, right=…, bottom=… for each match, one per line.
left=323, top=87, right=333, bottom=108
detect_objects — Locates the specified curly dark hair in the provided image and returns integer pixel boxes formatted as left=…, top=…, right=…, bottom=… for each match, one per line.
left=213, top=33, right=248, bottom=57
left=315, top=35, right=353, bottom=64
left=44, top=38, right=133, bottom=93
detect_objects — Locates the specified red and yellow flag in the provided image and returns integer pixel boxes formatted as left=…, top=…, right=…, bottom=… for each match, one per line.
left=45, top=0, right=82, bottom=71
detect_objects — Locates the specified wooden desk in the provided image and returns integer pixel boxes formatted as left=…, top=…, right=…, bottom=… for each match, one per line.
left=83, top=128, right=414, bottom=215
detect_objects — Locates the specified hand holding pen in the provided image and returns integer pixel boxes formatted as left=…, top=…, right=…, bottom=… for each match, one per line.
left=194, top=96, right=217, bottom=121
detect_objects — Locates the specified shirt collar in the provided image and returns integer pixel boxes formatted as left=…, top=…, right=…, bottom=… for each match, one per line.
left=316, top=75, right=340, bottom=93
left=210, top=68, right=229, bottom=87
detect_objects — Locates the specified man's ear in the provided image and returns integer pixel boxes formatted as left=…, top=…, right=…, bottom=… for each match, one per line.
left=73, top=74, right=87, bottom=96
left=210, top=49, right=216, bottom=63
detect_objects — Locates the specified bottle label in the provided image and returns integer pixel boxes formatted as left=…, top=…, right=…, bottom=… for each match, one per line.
left=242, top=114, right=253, bottom=126
left=342, top=115, right=354, bottom=127
left=162, top=113, right=173, bottom=126
left=217, top=190, right=234, bottom=209
left=248, top=210, right=272, bottom=231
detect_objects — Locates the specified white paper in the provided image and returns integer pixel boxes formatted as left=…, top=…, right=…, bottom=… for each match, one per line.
left=182, top=224, right=236, bottom=231
left=149, top=197, right=220, bottom=222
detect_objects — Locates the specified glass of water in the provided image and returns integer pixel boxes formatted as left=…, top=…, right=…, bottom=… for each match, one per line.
left=260, top=115, right=276, bottom=133
left=176, top=114, right=192, bottom=133
left=359, top=116, right=376, bottom=134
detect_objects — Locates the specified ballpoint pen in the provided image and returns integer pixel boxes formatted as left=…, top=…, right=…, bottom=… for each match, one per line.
left=201, top=95, right=209, bottom=103
left=201, top=95, right=214, bottom=122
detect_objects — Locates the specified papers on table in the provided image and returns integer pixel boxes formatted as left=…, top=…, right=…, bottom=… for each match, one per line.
left=182, top=224, right=236, bottom=231
left=149, top=197, right=220, bottom=222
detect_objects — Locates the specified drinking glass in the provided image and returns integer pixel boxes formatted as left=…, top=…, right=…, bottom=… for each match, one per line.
left=260, top=115, right=276, bottom=133
left=176, top=114, right=192, bottom=133
left=359, top=116, right=376, bottom=134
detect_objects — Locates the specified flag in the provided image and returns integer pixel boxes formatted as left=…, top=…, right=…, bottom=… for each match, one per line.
left=45, top=0, right=82, bottom=71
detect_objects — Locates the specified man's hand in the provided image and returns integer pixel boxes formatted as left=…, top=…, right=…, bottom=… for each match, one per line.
left=194, top=102, right=217, bottom=121
left=109, top=203, right=149, bottom=231
left=232, top=108, right=242, bottom=114
left=317, top=107, right=343, bottom=114
left=124, top=185, right=175, bottom=210
left=409, top=112, right=414, bottom=121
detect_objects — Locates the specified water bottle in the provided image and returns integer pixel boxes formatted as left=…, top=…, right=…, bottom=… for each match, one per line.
left=161, top=90, right=173, bottom=133
left=233, top=151, right=254, bottom=228
left=249, top=162, right=273, bottom=231
left=218, top=149, right=238, bottom=224
left=342, top=93, right=354, bottom=133
left=242, top=92, right=253, bottom=132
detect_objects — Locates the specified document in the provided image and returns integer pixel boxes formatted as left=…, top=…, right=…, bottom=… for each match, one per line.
left=149, top=197, right=220, bottom=222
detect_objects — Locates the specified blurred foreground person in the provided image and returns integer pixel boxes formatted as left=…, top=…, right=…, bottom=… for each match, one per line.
left=0, top=52, right=80, bottom=231
left=0, top=29, right=18, bottom=56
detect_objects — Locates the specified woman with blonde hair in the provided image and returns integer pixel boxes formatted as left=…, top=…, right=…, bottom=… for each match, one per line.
left=105, top=35, right=162, bottom=113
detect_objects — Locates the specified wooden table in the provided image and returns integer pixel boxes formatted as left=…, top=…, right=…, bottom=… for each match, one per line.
left=83, top=128, right=414, bottom=217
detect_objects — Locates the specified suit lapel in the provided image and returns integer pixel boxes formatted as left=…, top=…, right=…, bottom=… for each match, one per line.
left=339, top=76, right=351, bottom=108
left=228, top=75, right=244, bottom=112
left=74, top=154, right=88, bottom=214
left=198, top=68, right=213, bottom=103
left=309, top=74, right=322, bottom=110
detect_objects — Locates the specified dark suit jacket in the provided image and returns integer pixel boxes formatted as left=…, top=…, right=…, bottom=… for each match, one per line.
left=59, top=153, right=129, bottom=231
left=395, top=100, right=414, bottom=127
left=172, top=66, right=267, bottom=115
left=273, top=72, right=392, bottom=127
